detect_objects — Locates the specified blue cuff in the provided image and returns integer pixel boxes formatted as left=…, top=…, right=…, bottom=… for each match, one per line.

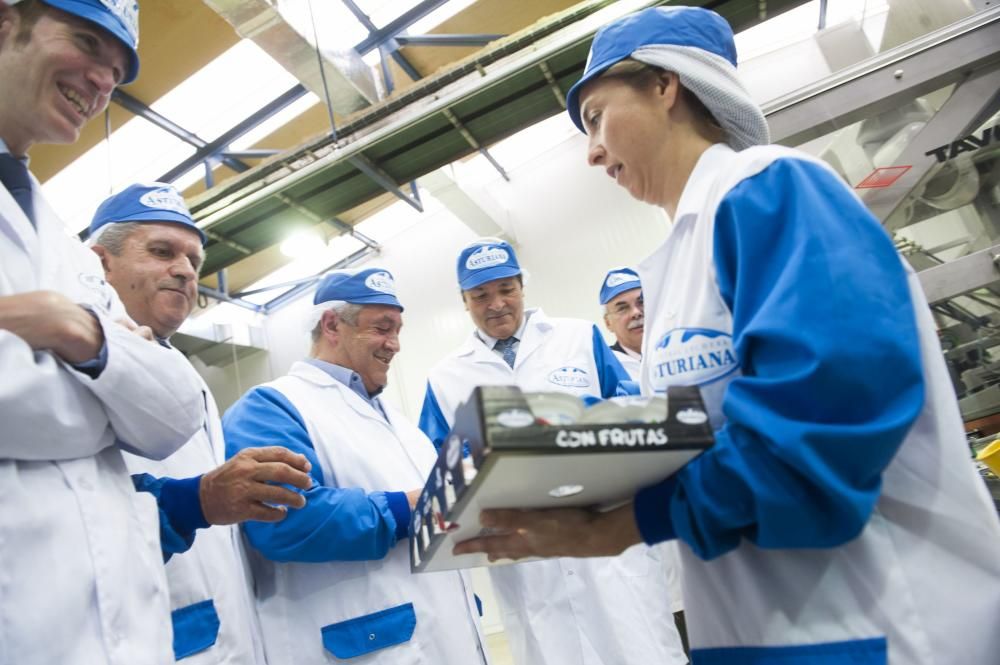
left=73, top=338, right=108, bottom=379
left=634, top=474, right=680, bottom=545
left=384, top=491, right=411, bottom=540
left=160, top=475, right=210, bottom=534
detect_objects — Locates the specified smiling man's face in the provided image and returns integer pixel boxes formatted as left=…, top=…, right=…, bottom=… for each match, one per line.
left=96, top=223, right=204, bottom=338
left=0, top=4, right=127, bottom=155
left=462, top=276, right=524, bottom=341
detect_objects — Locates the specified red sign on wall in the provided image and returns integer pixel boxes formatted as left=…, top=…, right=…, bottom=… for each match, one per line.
left=855, top=165, right=912, bottom=189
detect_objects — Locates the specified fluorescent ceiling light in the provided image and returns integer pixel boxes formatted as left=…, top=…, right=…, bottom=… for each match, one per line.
left=281, top=229, right=327, bottom=258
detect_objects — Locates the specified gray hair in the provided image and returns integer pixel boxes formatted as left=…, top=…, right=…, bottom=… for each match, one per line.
left=310, top=301, right=363, bottom=345
left=91, top=221, right=142, bottom=255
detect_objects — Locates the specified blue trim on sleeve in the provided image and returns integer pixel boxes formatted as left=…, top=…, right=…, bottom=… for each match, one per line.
left=222, top=386, right=401, bottom=563
left=159, top=475, right=209, bottom=534
left=633, top=474, right=680, bottom=544
left=658, top=157, right=924, bottom=560
left=171, top=599, right=221, bottom=660
left=70, top=310, right=108, bottom=378
left=321, top=603, right=417, bottom=659
left=384, top=491, right=411, bottom=541
left=692, top=636, right=887, bottom=665
left=592, top=325, right=630, bottom=399
left=132, top=472, right=196, bottom=561
left=418, top=382, right=450, bottom=450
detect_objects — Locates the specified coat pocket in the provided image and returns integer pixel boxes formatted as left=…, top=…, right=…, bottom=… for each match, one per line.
left=692, top=636, right=887, bottom=665
left=321, top=603, right=417, bottom=659
left=171, top=599, right=221, bottom=660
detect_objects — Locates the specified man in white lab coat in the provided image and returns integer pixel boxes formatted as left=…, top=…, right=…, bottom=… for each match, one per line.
left=0, top=2, right=205, bottom=663
left=418, top=238, right=687, bottom=665
left=222, top=268, right=489, bottom=665
left=599, top=267, right=644, bottom=381
left=89, top=182, right=314, bottom=664
left=599, top=266, right=690, bottom=654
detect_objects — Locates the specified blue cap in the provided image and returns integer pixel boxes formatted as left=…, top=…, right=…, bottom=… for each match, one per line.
left=567, top=6, right=736, bottom=133
left=90, top=183, right=206, bottom=245
left=599, top=267, right=641, bottom=305
left=457, top=239, right=521, bottom=290
left=41, top=0, right=140, bottom=84
left=314, top=268, right=404, bottom=311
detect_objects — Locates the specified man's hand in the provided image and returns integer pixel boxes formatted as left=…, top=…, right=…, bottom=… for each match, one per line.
left=0, top=291, right=105, bottom=363
left=452, top=503, right=643, bottom=562
left=117, top=317, right=155, bottom=342
left=200, top=447, right=314, bottom=525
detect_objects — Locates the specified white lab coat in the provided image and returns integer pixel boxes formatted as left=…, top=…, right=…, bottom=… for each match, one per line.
left=611, top=345, right=641, bottom=384
left=0, top=168, right=204, bottom=664
left=637, top=143, right=1000, bottom=663
left=425, top=309, right=687, bottom=665
left=244, top=362, right=489, bottom=665
left=124, top=367, right=267, bottom=665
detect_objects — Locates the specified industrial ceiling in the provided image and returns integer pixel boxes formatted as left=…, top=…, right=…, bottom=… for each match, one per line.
left=33, top=0, right=809, bottom=302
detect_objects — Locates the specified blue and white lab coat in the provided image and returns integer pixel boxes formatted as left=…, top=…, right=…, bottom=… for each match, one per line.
left=633, top=143, right=1000, bottom=664
left=610, top=341, right=642, bottom=385
left=0, top=159, right=204, bottom=664
left=420, top=309, right=687, bottom=665
left=222, top=361, right=489, bottom=665
left=125, top=368, right=267, bottom=664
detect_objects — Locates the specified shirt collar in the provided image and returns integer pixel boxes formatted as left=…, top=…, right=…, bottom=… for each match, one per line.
left=306, top=358, right=384, bottom=398
left=0, top=138, right=29, bottom=166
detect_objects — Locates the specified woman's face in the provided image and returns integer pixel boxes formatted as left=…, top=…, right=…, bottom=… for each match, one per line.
left=580, top=73, right=676, bottom=207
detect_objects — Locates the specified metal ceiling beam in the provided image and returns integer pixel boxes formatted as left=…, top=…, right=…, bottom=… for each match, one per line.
left=272, top=192, right=382, bottom=249
left=395, top=33, right=505, bottom=47
left=112, top=90, right=250, bottom=174
left=354, top=0, right=451, bottom=55
left=343, top=0, right=423, bottom=81
left=222, top=149, right=281, bottom=160
left=197, top=284, right=263, bottom=312
left=348, top=154, right=423, bottom=211
left=764, top=7, right=1000, bottom=146
left=188, top=0, right=808, bottom=275
left=263, top=246, right=378, bottom=313
left=159, top=84, right=307, bottom=183
left=442, top=108, right=509, bottom=181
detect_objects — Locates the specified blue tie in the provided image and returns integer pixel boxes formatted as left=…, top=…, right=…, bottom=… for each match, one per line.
left=494, top=336, right=518, bottom=369
left=0, top=153, right=35, bottom=227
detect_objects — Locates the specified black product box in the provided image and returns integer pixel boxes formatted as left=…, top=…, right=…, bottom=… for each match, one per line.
left=410, top=385, right=714, bottom=573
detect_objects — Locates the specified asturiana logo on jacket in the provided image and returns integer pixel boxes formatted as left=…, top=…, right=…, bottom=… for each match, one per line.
left=548, top=366, right=591, bottom=388
left=649, top=328, right=738, bottom=387
left=466, top=246, right=509, bottom=270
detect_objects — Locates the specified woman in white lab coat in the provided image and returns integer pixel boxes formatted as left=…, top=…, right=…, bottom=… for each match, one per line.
left=455, top=6, right=1000, bottom=664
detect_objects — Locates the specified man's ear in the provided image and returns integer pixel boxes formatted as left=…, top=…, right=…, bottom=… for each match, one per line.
left=90, top=244, right=112, bottom=273
left=320, top=309, right=340, bottom=337
left=0, top=6, right=17, bottom=49
left=603, top=311, right=613, bottom=332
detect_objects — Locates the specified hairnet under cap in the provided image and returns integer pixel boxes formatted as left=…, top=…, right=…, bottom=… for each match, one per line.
left=566, top=6, right=770, bottom=151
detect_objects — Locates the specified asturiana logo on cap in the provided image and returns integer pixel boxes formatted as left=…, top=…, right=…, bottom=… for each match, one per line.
left=101, top=0, right=140, bottom=43
left=605, top=272, right=636, bottom=288
left=466, top=245, right=509, bottom=271
left=139, top=188, right=188, bottom=216
left=364, top=271, right=396, bottom=295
